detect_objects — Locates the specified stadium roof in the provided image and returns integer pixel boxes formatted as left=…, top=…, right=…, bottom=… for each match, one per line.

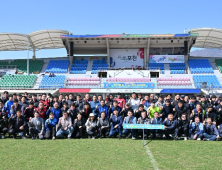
left=190, top=28, right=222, bottom=49
left=0, top=29, right=69, bottom=51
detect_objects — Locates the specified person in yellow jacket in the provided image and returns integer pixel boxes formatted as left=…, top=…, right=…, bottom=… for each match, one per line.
left=147, top=101, right=161, bottom=118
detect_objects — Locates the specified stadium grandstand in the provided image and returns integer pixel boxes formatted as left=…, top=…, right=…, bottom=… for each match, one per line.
left=0, top=28, right=222, bottom=97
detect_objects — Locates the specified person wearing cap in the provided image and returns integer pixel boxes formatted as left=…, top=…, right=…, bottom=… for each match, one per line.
left=2, top=91, right=9, bottom=104
left=73, top=113, right=86, bottom=139
left=203, top=117, right=219, bottom=141
left=147, top=101, right=161, bottom=119
left=123, top=110, right=137, bottom=140
left=109, top=108, right=123, bottom=139
left=205, top=105, right=217, bottom=124
left=85, top=113, right=97, bottom=139
left=127, top=93, right=141, bottom=112
left=90, top=95, right=100, bottom=115
left=9, top=99, right=22, bottom=117
left=108, top=100, right=122, bottom=117
left=189, top=116, right=204, bottom=140
left=115, top=93, right=125, bottom=109
left=36, top=102, right=47, bottom=120
left=0, top=111, right=8, bottom=139
left=46, top=102, right=62, bottom=123
left=95, top=100, right=109, bottom=119
left=120, top=103, right=134, bottom=117
left=45, top=113, right=57, bottom=140
left=56, top=111, right=74, bottom=139
left=28, top=111, right=44, bottom=140
left=4, top=94, right=13, bottom=116
left=8, top=110, right=27, bottom=139
left=105, top=94, right=113, bottom=107
left=97, top=112, right=110, bottom=138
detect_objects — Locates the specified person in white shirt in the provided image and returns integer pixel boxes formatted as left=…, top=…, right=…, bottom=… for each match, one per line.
left=127, top=93, right=140, bottom=112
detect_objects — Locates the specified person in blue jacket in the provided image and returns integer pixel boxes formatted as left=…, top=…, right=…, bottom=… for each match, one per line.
left=203, top=117, right=219, bottom=141
left=189, top=116, right=204, bottom=140
left=150, top=112, right=163, bottom=139
left=4, top=94, right=13, bottom=117
left=108, top=100, right=122, bottom=116
left=163, top=113, right=178, bottom=140
left=90, top=95, right=100, bottom=115
left=109, top=108, right=123, bottom=139
left=122, top=110, right=137, bottom=140
left=94, top=100, right=109, bottom=118
left=46, top=102, right=61, bottom=122
left=45, top=112, right=57, bottom=140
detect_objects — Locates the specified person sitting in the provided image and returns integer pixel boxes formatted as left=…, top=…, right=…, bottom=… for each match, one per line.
left=28, top=111, right=44, bottom=140
left=97, top=112, right=110, bottom=138
left=163, top=113, right=177, bottom=140
left=56, top=111, right=73, bottom=139
left=123, top=110, right=137, bottom=140
left=8, top=110, right=27, bottom=139
left=109, top=109, right=123, bottom=139
left=73, top=113, right=86, bottom=139
left=189, top=116, right=204, bottom=140
left=176, top=113, right=189, bottom=140
left=203, top=117, right=219, bottom=141
left=49, top=73, right=52, bottom=77
left=190, top=104, right=205, bottom=123
left=137, top=111, right=150, bottom=139
left=85, top=113, right=97, bottom=139
left=150, top=112, right=163, bottom=139
left=0, top=111, right=8, bottom=139
left=52, top=73, right=55, bottom=77
left=45, top=113, right=57, bottom=140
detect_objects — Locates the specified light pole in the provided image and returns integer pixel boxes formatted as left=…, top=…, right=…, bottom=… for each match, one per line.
left=27, top=36, right=29, bottom=75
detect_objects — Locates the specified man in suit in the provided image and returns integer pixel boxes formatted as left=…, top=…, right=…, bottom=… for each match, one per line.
left=137, top=111, right=150, bottom=139
left=122, top=110, right=137, bottom=140
left=109, top=109, right=123, bottom=139
left=150, top=112, right=163, bottom=139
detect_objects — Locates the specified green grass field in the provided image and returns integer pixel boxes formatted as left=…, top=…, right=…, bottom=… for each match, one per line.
left=0, top=138, right=221, bottom=170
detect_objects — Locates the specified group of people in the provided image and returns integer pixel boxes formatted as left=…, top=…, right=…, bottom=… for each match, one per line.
left=0, top=91, right=222, bottom=141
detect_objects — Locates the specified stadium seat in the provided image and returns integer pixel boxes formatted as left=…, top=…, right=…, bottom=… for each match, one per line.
left=39, top=75, right=66, bottom=89
left=70, top=60, right=88, bottom=74
left=188, top=59, right=213, bottom=74
left=193, top=75, right=221, bottom=89
left=46, top=60, right=69, bottom=73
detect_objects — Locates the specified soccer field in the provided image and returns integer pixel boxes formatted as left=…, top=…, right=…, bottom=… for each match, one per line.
left=0, top=138, right=221, bottom=170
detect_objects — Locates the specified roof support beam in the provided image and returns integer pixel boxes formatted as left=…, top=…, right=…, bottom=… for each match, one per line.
left=106, top=38, right=110, bottom=67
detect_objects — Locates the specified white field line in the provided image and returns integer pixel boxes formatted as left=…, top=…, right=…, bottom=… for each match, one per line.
left=145, top=145, right=160, bottom=170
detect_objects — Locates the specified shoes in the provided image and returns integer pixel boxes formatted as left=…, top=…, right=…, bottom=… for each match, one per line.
left=132, top=136, right=136, bottom=140
left=31, top=137, right=35, bottom=140
left=92, top=136, right=95, bottom=139
left=52, top=137, right=55, bottom=140
left=21, top=136, right=26, bottom=139
left=203, top=138, right=209, bottom=141
left=174, top=137, right=177, bottom=141
left=197, top=138, right=201, bottom=141
left=1, top=135, right=5, bottom=139
left=118, top=136, right=121, bottom=140
left=184, top=137, right=187, bottom=141
left=178, top=137, right=181, bottom=140
left=68, top=137, right=71, bottom=139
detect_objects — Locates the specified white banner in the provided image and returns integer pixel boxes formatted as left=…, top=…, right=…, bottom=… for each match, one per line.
left=149, top=55, right=185, bottom=63
left=110, top=49, right=144, bottom=69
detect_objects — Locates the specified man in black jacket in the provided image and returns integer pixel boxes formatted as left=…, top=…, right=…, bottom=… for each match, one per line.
left=120, top=103, right=133, bottom=117
left=0, top=111, right=8, bottom=139
left=174, top=100, right=188, bottom=120
left=75, top=94, right=84, bottom=112
left=176, top=113, right=189, bottom=140
left=73, top=113, right=86, bottom=139
left=8, top=110, right=27, bottom=139
left=206, top=105, right=217, bottom=125
left=161, top=99, right=174, bottom=120
left=97, top=112, right=110, bottom=138
left=216, top=100, right=222, bottom=125
left=200, top=96, right=209, bottom=111
left=134, top=104, right=147, bottom=119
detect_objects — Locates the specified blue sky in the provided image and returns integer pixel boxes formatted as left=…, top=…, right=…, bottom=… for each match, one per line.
left=0, top=0, right=221, bottom=59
